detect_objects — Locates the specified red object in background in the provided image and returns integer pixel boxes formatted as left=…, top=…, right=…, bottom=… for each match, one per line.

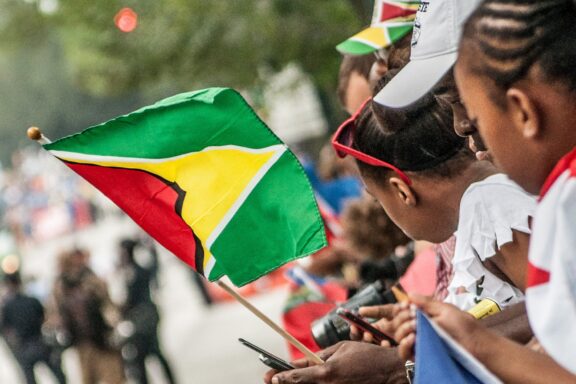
left=205, top=265, right=290, bottom=303
left=114, top=8, right=138, bottom=33
left=399, top=246, right=437, bottom=296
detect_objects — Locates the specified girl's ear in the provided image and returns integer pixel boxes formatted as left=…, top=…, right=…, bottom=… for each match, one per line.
left=506, top=88, right=541, bottom=140
left=389, top=177, right=416, bottom=207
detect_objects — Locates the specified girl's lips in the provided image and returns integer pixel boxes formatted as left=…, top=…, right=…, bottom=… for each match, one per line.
left=468, top=136, right=491, bottom=162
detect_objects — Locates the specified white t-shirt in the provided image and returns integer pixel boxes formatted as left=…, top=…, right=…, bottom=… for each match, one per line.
left=445, top=174, right=536, bottom=310
left=526, top=148, right=576, bottom=374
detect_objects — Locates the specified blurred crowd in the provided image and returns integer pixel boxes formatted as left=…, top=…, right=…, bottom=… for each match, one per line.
left=0, top=147, right=116, bottom=245
left=0, top=238, right=177, bottom=384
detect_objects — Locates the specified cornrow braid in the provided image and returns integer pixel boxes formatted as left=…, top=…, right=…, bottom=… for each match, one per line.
left=461, top=0, right=576, bottom=93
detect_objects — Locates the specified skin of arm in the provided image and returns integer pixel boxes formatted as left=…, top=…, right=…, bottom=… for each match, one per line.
left=483, top=230, right=530, bottom=293
left=478, top=301, right=532, bottom=344
left=470, top=325, right=575, bottom=384
left=394, top=295, right=576, bottom=384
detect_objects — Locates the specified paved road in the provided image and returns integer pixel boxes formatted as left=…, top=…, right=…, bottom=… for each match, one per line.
left=0, top=216, right=290, bottom=384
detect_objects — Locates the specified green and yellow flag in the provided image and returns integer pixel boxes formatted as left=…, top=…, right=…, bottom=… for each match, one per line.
left=44, top=88, right=327, bottom=286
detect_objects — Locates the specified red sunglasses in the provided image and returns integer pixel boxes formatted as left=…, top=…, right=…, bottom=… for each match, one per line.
left=331, top=98, right=412, bottom=185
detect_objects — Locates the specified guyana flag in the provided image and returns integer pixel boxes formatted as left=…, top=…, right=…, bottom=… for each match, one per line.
left=43, top=88, right=327, bottom=286
left=336, top=0, right=419, bottom=55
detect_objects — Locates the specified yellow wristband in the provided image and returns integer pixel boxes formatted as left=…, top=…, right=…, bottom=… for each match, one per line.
left=467, top=298, right=501, bottom=320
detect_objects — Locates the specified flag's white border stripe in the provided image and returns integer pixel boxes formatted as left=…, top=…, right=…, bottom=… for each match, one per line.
left=204, top=257, right=217, bottom=279
left=204, top=145, right=286, bottom=279
left=383, top=28, right=392, bottom=46
left=49, top=144, right=286, bottom=163
left=348, top=37, right=382, bottom=50
left=206, top=145, right=286, bottom=249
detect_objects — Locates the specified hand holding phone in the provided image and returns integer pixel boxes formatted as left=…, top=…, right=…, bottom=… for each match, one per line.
left=336, top=308, right=398, bottom=346
left=239, top=338, right=295, bottom=372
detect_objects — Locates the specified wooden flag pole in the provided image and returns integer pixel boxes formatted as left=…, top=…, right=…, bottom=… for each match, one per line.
left=217, top=280, right=324, bottom=365
left=27, top=127, right=52, bottom=145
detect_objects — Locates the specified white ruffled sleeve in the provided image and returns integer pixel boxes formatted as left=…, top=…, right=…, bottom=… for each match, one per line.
left=445, top=174, right=536, bottom=310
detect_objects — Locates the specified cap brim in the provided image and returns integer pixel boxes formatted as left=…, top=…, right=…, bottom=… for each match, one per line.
left=373, top=52, right=457, bottom=108
left=336, top=20, right=414, bottom=55
left=337, top=27, right=387, bottom=55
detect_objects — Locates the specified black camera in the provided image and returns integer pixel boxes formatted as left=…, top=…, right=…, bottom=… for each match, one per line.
left=359, top=242, right=415, bottom=284
left=311, top=280, right=397, bottom=349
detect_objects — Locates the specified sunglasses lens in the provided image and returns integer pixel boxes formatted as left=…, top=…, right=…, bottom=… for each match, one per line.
left=339, top=121, right=354, bottom=147
left=334, top=120, right=355, bottom=158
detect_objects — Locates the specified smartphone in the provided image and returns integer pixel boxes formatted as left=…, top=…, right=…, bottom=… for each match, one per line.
left=238, top=338, right=295, bottom=372
left=336, top=308, right=398, bottom=346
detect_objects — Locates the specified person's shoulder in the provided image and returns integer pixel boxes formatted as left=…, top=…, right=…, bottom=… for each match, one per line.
left=555, top=171, right=576, bottom=211
left=464, top=173, right=535, bottom=206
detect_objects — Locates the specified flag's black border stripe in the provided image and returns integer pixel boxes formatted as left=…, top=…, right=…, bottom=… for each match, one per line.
left=61, top=160, right=205, bottom=276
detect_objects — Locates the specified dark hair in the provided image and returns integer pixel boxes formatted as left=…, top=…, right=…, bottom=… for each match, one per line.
left=352, top=71, right=471, bottom=184
left=4, top=273, right=21, bottom=287
left=337, top=53, right=377, bottom=107
left=341, top=195, right=409, bottom=259
left=386, top=33, right=412, bottom=73
left=461, top=0, right=576, bottom=96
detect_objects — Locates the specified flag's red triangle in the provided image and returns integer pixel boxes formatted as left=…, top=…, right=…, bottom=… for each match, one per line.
left=66, top=161, right=205, bottom=274
left=380, top=3, right=417, bottom=22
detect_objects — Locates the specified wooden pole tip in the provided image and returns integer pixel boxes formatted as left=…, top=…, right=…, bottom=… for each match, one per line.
left=27, top=127, right=42, bottom=141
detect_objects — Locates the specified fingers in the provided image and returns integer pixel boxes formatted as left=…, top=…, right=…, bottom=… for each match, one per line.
left=349, top=325, right=361, bottom=341
left=362, top=331, right=374, bottom=344
left=395, top=318, right=416, bottom=344
left=263, top=369, right=279, bottom=384
left=291, top=358, right=312, bottom=369
left=316, top=342, right=344, bottom=361
left=270, top=365, right=329, bottom=384
left=398, top=332, right=416, bottom=362
left=359, top=304, right=395, bottom=320
left=380, top=339, right=391, bottom=348
left=410, top=294, right=460, bottom=320
left=372, top=318, right=395, bottom=338
left=392, top=304, right=417, bottom=362
left=350, top=324, right=376, bottom=344
left=408, top=294, right=441, bottom=316
left=389, top=305, right=415, bottom=342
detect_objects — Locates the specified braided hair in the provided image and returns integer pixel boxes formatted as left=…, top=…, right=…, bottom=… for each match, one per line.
left=461, top=0, right=576, bottom=96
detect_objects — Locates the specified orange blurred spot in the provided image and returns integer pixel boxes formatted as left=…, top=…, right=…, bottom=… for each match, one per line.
left=114, top=8, right=138, bottom=33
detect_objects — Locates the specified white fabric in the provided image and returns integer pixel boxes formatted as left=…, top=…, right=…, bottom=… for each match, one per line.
left=527, top=170, right=576, bottom=374
left=445, top=174, right=536, bottom=311
left=374, top=0, right=482, bottom=108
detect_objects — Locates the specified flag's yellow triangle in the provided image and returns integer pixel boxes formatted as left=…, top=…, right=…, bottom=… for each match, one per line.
left=54, top=145, right=286, bottom=276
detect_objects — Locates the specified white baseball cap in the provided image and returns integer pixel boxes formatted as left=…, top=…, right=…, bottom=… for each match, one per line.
left=374, top=0, right=482, bottom=108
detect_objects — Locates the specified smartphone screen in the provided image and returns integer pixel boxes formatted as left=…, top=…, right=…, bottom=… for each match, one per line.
left=238, top=338, right=295, bottom=371
left=336, top=308, right=398, bottom=346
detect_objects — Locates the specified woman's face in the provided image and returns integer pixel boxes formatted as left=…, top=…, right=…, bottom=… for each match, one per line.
left=362, top=176, right=456, bottom=244
left=435, top=88, right=490, bottom=161
left=454, top=55, right=537, bottom=192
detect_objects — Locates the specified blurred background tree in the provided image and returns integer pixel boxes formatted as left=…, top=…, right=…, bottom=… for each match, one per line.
left=0, top=0, right=370, bottom=163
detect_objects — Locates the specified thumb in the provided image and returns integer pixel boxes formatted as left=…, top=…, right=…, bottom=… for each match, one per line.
left=271, top=365, right=326, bottom=384
left=409, top=294, right=443, bottom=317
